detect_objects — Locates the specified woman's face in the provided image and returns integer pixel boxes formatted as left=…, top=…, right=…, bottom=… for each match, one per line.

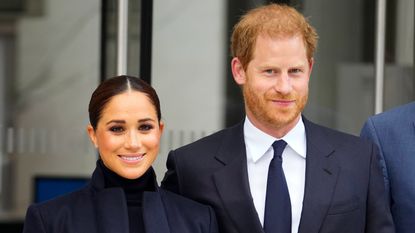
left=87, top=91, right=164, bottom=179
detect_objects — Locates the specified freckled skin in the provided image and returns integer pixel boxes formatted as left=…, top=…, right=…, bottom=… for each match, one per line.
left=231, top=35, right=313, bottom=138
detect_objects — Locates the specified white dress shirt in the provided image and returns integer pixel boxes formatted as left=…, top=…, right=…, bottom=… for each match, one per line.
left=244, top=116, right=306, bottom=233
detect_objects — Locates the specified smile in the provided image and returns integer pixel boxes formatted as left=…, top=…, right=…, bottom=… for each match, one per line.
left=118, top=154, right=145, bottom=162
left=271, top=99, right=295, bottom=105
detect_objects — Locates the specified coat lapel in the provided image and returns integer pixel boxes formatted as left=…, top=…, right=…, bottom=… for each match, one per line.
left=213, top=122, right=264, bottom=233
left=91, top=163, right=170, bottom=233
left=298, top=118, right=340, bottom=233
left=89, top=163, right=130, bottom=233
left=94, top=188, right=130, bottom=233
left=142, top=190, right=171, bottom=233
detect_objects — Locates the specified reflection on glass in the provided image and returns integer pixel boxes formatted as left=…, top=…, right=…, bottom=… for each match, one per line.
left=0, top=0, right=101, bottom=220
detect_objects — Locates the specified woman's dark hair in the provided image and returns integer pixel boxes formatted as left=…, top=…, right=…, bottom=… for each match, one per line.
left=88, top=75, right=161, bottom=129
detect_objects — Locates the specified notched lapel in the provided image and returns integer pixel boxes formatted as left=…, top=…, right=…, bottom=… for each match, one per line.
left=142, top=191, right=171, bottom=233
left=213, top=160, right=264, bottom=233
left=298, top=119, right=340, bottom=233
left=213, top=122, right=264, bottom=233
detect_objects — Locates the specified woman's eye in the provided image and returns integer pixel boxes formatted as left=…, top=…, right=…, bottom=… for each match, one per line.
left=109, top=126, right=124, bottom=132
left=139, top=124, right=154, bottom=131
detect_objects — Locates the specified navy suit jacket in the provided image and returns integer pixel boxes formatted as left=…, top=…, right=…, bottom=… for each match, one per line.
left=361, top=101, right=415, bottom=233
left=22, top=165, right=218, bottom=233
left=162, top=117, right=394, bottom=233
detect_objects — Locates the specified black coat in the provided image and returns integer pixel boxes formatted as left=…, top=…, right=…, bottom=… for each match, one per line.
left=22, top=164, right=219, bottom=233
left=161, top=117, right=395, bottom=233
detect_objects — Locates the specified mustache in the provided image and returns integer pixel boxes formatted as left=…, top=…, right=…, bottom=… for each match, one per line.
left=266, top=93, right=296, bottom=100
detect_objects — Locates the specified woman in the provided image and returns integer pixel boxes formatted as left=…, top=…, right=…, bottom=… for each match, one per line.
left=23, top=75, right=218, bottom=233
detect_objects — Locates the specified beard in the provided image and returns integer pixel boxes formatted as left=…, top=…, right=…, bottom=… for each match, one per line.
left=243, top=83, right=308, bottom=130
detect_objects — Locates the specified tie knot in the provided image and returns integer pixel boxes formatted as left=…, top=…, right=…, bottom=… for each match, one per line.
left=272, top=140, right=287, bottom=159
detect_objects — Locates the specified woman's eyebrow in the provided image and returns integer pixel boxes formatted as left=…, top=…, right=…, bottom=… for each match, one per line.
left=105, top=120, right=125, bottom=125
left=138, top=118, right=155, bottom=123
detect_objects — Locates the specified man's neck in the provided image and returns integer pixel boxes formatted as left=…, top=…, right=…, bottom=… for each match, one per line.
left=245, top=114, right=301, bottom=139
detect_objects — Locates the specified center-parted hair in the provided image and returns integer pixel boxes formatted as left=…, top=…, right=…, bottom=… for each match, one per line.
left=231, top=4, right=318, bottom=70
left=88, top=75, right=161, bottom=129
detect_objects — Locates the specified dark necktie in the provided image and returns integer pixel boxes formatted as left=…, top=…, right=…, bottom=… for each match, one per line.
left=264, top=140, right=291, bottom=233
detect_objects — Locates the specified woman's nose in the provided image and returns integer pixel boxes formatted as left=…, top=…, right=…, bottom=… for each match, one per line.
left=125, top=131, right=141, bottom=149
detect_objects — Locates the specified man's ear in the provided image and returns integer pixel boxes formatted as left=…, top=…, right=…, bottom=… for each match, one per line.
left=231, top=57, right=246, bottom=85
left=308, top=57, right=314, bottom=75
left=86, top=124, right=98, bottom=148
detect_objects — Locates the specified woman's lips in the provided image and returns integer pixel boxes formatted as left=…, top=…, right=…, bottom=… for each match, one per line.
left=118, top=154, right=145, bottom=163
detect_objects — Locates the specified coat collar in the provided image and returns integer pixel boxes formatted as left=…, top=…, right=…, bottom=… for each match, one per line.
left=297, top=117, right=340, bottom=233
left=90, top=160, right=159, bottom=191
left=89, top=163, right=171, bottom=233
left=212, top=117, right=341, bottom=233
left=213, top=121, right=264, bottom=233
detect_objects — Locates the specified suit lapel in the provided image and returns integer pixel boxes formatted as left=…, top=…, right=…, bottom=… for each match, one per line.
left=142, top=191, right=171, bottom=233
left=213, top=122, right=264, bottom=233
left=298, top=118, right=340, bottom=233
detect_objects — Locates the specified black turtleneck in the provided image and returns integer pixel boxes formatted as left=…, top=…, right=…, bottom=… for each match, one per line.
left=98, top=160, right=157, bottom=233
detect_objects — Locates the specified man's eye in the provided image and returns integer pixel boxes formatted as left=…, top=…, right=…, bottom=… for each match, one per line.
left=264, top=69, right=275, bottom=74
left=109, top=126, right=124, bottom=132
left=139, top=124, right=154, bottom=131
left=290, top=68, right=302, bottom=73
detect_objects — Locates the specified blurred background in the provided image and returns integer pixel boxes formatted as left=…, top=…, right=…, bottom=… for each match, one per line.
left=0, top=0, right=413, bottom=231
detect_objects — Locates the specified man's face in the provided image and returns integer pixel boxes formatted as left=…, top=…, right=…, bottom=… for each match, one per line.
left=232, top=34, right=313, bottom=137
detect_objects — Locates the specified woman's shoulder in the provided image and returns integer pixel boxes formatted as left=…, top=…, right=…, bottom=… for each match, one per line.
left=22, top=186, right=98, bottom=233
left=27, top=185, right=92, bottom=214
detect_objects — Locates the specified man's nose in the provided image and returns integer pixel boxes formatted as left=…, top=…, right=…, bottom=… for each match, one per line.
left=273, top=73, right=292, bottom=94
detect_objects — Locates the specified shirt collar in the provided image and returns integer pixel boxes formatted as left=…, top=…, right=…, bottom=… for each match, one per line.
left=244, top=116, right=307, bottom=163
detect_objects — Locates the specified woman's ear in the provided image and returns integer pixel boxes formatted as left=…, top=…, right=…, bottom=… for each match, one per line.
left=86, top=124, right=98, bottom=148
left=231, top=57, right=246, bottom=85
left=158, top=121, right=165, bottom=135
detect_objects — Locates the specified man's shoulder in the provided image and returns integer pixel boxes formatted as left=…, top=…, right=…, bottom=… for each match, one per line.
left=160, top=188, right=212, bottom=212
left=305, top=118, right=360, bottom=140
left=158, top=189, right=216, bottom=228
left=304, top=118, right=369, bottom=148
left=371, top=101, right=415, bottom=123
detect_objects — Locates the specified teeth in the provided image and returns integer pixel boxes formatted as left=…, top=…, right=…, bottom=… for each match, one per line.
left=120, top=155, right=143, bottom=161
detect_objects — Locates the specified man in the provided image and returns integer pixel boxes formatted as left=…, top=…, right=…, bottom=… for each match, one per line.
left=361, top=101, right=415, bottom=233
left=162, top=4, right=394, bottom=233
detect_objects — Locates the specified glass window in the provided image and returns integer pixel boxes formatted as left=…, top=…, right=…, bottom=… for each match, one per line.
left=0, top=0, right=101, bottom=222
left=302, top=0, right=414, bottom=134
left=226, top=0, right=414, bottom=135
